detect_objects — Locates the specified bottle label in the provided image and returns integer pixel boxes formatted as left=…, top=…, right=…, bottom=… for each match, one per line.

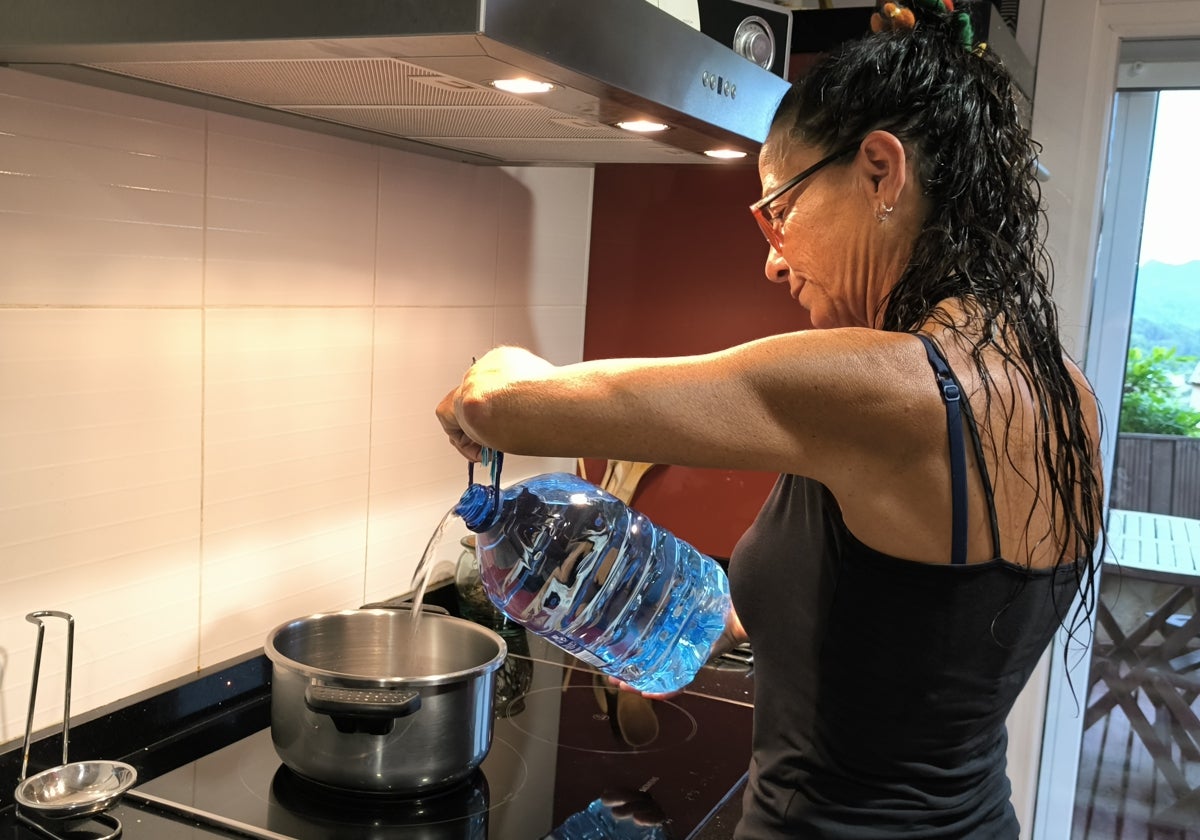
left=545, top=630, right=606, bottom=668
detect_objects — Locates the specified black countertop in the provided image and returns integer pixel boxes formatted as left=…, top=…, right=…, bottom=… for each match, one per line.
left=0, top=584, right=754, bottom=838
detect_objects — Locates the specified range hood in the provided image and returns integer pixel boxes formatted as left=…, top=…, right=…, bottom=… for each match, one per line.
left=0, top=0, right=793, bottom=166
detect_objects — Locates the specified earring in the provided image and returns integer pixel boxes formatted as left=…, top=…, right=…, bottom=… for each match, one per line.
left=875, top=202, right=894, bottom=223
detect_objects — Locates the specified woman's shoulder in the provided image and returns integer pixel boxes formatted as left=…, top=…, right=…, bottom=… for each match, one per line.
left=732, top=326, right=962, bottom=490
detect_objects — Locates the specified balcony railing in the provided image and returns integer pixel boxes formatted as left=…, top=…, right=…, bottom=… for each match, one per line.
left=1112, top=433, right=1200, bottom=519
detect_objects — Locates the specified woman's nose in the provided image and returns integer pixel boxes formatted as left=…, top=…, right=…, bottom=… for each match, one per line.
left=764, top=247, right=789, bottom=284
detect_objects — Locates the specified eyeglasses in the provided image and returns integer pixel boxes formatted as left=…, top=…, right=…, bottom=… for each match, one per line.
left=750, top=142, right=860, bottom=252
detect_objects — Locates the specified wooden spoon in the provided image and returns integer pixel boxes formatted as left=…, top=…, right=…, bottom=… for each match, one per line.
left=600, top=459, right=616, bottom=490
left=611, top=461, right=655, bottom=505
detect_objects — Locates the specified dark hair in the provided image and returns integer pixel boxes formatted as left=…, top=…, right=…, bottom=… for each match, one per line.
left=769, top=2, right=1104, bottom=651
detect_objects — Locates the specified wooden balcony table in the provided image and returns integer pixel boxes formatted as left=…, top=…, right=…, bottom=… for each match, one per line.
left=1086, top=509, right=1200, bottom=829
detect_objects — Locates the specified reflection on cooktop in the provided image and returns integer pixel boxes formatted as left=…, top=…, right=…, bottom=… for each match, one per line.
left=509, top=682, right=697, bottom=754
left=139, top=728, right=523, bottom=840
left=134, top=655, right=752, bottom=840
left=270, top=763, right=492, bottom=838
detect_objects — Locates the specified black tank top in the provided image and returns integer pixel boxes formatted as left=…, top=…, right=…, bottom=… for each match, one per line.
left=727, top=336, right=1082, bottom=839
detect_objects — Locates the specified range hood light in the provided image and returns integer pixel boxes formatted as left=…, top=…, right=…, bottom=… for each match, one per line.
left=615, top=119, right=670, bottom=133
left=489, top=77, right=555, bottom=94
left=0, top=0, right=795, bottom=165
left=704, top=149, right=749, bottom=160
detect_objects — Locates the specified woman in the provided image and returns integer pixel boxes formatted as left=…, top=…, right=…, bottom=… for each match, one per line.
left=437, top=0, right=1104, bottom=836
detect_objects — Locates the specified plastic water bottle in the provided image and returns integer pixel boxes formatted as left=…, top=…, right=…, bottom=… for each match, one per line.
left=453, top=472, right=730, bottom=695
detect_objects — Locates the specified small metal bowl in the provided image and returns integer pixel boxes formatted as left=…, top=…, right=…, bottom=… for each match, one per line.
left=14, top=760, right=137, bottom=820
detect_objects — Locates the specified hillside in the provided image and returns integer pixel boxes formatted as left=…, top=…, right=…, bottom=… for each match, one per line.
left=1130, top=260, right=1200, bottom=361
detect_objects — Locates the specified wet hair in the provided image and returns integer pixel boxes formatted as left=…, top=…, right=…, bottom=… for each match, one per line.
left=769, top=1, right=1104, bottom=656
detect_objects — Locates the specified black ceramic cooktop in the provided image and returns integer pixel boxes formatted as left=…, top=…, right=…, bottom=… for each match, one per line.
left=9, top=644, right=752, bottom=840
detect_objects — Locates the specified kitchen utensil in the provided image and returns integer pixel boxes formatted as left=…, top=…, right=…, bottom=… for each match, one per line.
left=577, top=458, right=657, bottom=503
left=608, top=460, right=656, bottom=505
left=601, top=459, right=616, bottom=490
left=590, top=674, right=661, bottom=748
left=13, top=611, right=137, bottom=840
left=265, top=608, right=506, bottom=793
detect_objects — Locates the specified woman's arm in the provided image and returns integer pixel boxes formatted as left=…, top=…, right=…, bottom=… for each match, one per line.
left=436, top=329, right=938, bottom=487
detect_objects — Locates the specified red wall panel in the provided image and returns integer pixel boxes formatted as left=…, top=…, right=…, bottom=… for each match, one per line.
left=584, top=163, right=813, bottom=558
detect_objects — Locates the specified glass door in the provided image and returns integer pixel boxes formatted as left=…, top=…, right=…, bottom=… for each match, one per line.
left=1067, top=83, right=1200, bottom=839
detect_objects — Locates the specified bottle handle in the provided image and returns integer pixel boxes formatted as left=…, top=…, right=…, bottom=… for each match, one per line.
left=468, top=447, right=504, bottom=492
left=464, top=355, right=503, bottom=491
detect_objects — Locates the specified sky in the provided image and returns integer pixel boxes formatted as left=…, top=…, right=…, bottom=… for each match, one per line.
left=1138, top=89, right=1200, bottom=266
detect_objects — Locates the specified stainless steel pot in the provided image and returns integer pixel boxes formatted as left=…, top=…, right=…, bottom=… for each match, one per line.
left=264, top=608, right=507, bottom=793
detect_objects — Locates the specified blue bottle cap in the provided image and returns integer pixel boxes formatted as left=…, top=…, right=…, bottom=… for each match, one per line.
left=455, top=483, right=499, bottom=532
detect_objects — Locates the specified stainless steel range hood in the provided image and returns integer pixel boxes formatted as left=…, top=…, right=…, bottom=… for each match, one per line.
left=0, top=0, right=793, bottom=166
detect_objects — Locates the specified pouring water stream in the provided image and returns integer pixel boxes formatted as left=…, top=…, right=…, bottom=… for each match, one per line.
left=405, top=448, right=503, bottom=640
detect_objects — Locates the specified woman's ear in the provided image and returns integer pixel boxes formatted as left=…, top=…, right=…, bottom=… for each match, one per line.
left=856, top=130, right=908, bottom=209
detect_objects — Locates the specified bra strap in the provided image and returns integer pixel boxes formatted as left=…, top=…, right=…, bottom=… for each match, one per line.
left=915, top=334, right=969, bottom=566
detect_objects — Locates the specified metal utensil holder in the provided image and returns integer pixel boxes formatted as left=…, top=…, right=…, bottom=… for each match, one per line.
left=14, top=611, right=132, bottom=840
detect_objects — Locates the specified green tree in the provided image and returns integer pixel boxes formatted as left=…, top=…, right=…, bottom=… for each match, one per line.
left=1120, top=347, right=1200, bottom=436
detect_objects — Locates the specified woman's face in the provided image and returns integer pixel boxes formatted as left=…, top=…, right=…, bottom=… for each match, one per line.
left=756, top=137, right=876, bottom=329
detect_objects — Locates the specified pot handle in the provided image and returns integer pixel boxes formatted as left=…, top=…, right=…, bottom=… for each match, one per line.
left=305, top=685, right=422, bottom=736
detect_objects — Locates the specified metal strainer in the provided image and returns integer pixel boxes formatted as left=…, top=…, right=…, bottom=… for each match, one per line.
left=13, top=611, right=137, bottom=840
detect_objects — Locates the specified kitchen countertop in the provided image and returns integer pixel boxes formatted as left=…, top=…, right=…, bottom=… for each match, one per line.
left=0, top=583, right=755, bottom=838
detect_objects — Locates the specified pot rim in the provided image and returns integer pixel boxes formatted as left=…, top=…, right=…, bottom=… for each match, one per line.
left=264, top=608, right=507, bottom=688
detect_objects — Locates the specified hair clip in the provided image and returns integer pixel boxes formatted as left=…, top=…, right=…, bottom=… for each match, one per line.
left=873, top=0, right=977, bottom=51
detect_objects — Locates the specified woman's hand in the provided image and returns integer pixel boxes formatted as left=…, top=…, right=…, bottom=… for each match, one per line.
left=608, top=606, right=747, bottom=700
left=712, top=604, right=749, bottom=660
left=436, top=385, right=484, bottom=461
left=608, top=676, right=681, bottom=702
left=436, top=346, right=555, bottom=461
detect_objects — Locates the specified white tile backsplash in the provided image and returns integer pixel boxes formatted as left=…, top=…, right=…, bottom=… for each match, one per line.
left=0, top=70, right=207, bottom=309
left=0, top=309, right=203, bottom=741
left=366, top=306, right=496, bottom=600
left=0, top=69, right=208, bottom=155
left=493, top=305, right=588, bottom=365
left=375, top=150, right=503, bottom=307
left=200, top=308, right=375, bottom=666
left=0, top=66, right=592, bottom=740
left=205, top=113, right=380, bottom=307
left=496, top=166, right=593, bottom=308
